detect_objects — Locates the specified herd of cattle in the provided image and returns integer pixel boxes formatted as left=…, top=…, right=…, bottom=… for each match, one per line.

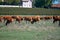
left=0, top=15, right=60, bottom=26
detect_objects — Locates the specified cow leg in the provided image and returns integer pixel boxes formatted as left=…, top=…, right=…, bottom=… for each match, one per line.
left=53, top=19, right=56, bottom=23
left=0, top=19, right=2, bottom=23
left=31, top=21, right=34, bottom=24
left=18, top=21, right=20, bottom=23
left=59, top=21, right=60, bottom=26
left=16, top=19, right=20, bottom=23
left=16, top=20, right=20, bottom=23
left=26, top=21, right=28, bottom=24
left=26, top=21, right=27, bottom=23
left=5, top=20, right=10, bottom=26
left=31, top=20, right=35, bottom=24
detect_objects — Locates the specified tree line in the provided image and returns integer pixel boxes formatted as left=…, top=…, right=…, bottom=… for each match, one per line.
left=0, top=0, right=22, bottom=5
left=33, top=0, right=52, bottom=8
left=0, top=0, right=52, bottom=8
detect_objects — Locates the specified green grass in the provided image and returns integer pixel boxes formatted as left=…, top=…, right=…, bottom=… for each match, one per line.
left=0, top=26, right=60, bottom=40
left=0, top=16, right=60, bottom=40
left=0, top=8, right=60, bottom=15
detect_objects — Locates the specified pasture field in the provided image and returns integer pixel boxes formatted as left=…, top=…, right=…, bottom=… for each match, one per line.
left=0, top=15, right=60, bottom=40
left=0, top=8, right=60, bottom=15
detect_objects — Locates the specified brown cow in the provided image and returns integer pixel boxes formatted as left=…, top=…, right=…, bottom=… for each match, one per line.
left=2, top=16, right=14, bottom=26
left=3, top=16, right=12, bottom=22
left=40, top=17, right=44, bottom=20
left=23, top=16, right=33, bottom=23
left=53, top=16, right=60, bottom=26
left=12, top=16, right=23, bottom=23
left=24, top=16, right=41, bottom=24
left=5, top=17, right=14, bottom=26
left=41, top=16, right=53, bottom=20
left=31, top=16, right=40, bottom=24
left=53, top=16, right=60, bottom=23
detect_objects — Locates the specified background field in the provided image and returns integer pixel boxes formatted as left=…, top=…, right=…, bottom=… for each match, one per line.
left=0, top=8, right=60, bottom=15
left=0, top=15, right=60, bottom=40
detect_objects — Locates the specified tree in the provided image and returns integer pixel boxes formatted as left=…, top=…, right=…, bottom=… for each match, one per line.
left=34, top=0, right=52, bottom=8
left=6, top=0, right=20, bottom=5
left=1, top=0, right=21, bottom=5
left=32, top=0, right=35, bottom=7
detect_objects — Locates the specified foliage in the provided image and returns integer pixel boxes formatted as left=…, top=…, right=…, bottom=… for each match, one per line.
left=34, top=0, right=52, bottom=8
left=0, top=0, right=21, bottom=5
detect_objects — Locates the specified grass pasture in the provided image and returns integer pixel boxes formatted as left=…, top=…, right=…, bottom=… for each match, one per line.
left=0, top=8, right=60, bottom=15
left=0, top=15, right=60, bottom=40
